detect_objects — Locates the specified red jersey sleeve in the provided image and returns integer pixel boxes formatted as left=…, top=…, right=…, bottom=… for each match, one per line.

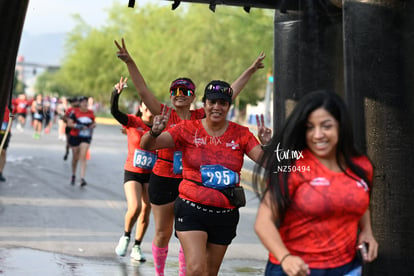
left=353, top=155, right=373, bottom=183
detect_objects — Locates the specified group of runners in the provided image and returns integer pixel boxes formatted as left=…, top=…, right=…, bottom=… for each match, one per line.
left=0, top=34, right=380, bottom=275
left=112, top=37, right=379, bottom=276
left=12, top=93, right=57, bottom=138
left=1, top=35, right=380, bottom=276
left=112, top=38, right=269, bottom=275
left=7, top=94, right=97, bottom=187
left=63, top=96, right=96, bottom=187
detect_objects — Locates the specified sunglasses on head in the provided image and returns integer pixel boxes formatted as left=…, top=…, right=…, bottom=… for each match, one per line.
left=206, top=84, right=233, bottom=97
left=170, top=87, right=195, bottom=97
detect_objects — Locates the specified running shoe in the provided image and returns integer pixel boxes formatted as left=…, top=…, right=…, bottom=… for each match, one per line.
left=80, top=178, right=87, bottom=187
left=70, top=175, right=75, bottom=185
left=0, top=174, right=6, bottom=182
left=130, top=244, right=146, bottom=262
left=115, top=236, right=130, bottom=257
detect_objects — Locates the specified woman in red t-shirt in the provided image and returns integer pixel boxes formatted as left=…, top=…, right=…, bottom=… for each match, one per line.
left=115, top=37, right=266, bottom=276
left=14, top=93, right=29, bottom=131
left=254, top=90, right=378, bottom=276
left=111, top=77, right=155, bottom=262
left=140, top=80, right=272, bottom=276
left=66, top=96, right=96, bottom=187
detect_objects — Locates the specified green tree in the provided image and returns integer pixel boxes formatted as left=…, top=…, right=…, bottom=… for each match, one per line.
left=52, top=3, right=274, bottom=112
left=34, top=70, right=69, bottom=96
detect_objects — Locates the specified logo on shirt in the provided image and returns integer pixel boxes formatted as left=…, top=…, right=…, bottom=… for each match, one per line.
left=209, top=137, right=222, bottom=145
left=310, top=177, right=330, bottom=186
left=226, top=140, right=240, bottom=150
left=193, top=130, right=223, bottom=147
left=78, top=116, right=93, bottom=124
left=194, top=129, right=206, bottom=147
left=356, top=179, right=369, bottom=191
left=195, top=137, right=207, bottom=146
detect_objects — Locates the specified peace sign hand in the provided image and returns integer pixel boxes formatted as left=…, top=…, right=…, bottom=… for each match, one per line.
left=114, top=38, right=133, bottom=64
left=114, top=76, right=128, bottom=94
left=151, top=105, right=172, bottom=136
left=256, top=114, right=272, bottom=145
left=251, top=52, right=266, bottom=72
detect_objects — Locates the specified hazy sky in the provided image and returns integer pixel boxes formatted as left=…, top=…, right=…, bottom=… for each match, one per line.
left=23, top=0, right=167, bottom=35
left=18, top=0, right=170, bottom=65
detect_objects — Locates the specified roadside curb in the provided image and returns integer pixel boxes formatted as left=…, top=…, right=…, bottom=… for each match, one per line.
left=95, top=117, right=119, bottom=125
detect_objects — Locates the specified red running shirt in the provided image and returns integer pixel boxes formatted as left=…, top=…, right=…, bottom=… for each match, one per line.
left=2, top=108, right=10, bottom=124
left=152, top=104, right=205, bottom=178
left=123, top=114, right=156, bottom=174
left=69, top=108, right=95, bottom=137
left=269, top=149, right=373, bottom=269
left=1, top=108, right=10, bottom=134
left=15, top=98, right=29, bottom=114
left=168, top=120, right=260, bottom=208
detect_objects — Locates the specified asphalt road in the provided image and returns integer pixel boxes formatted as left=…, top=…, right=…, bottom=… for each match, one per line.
left=0, top=121, right=267, bottom=275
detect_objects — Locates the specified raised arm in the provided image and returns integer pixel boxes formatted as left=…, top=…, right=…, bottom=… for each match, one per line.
left=110, top=76, right=129, bottom=126
left=115, top=38, right=161, bottom=115
left=231, top=52, right=266, bottom=99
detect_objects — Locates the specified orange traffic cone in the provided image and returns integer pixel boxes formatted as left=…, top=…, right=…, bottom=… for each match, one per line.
left=86, top=149, right=91, bottom=160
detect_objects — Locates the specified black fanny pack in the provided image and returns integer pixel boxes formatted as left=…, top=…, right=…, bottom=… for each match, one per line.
left=219, top=186, right=246, bottom=208
left=186, top=179, right=246, bottom=208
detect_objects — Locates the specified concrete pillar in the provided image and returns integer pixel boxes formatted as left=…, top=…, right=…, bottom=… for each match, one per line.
left=343, top=0, right=414, bottom=274
left=273, top=3, right=343, bottom=132
left=0, top=0, right=29, bottom=120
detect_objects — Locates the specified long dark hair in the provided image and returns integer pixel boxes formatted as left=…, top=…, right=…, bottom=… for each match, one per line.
left=253, top=90, right=371, bottom=222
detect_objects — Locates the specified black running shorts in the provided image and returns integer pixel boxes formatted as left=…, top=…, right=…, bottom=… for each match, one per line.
left=174, top=197, right=239, bottom=245
left=148, top=173, right=181, bottom=205
left=124, top=170, right=151, bottom=185
left=69, top=136, right=92, bottom=147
